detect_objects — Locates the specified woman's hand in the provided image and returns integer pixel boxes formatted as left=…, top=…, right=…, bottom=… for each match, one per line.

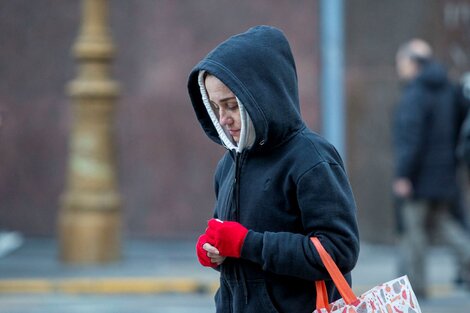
left=205, top=219, right=248, bottom=258
left=393, top=177, right=413, bottom=198
left=203, top=242, right=226, bottom=265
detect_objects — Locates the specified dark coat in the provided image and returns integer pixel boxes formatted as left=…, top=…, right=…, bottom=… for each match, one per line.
left=188, top=26, right=359, bottom=313
left=455, top=82, right=470, bottom=167
left=393, top=61, right=462, bottom=201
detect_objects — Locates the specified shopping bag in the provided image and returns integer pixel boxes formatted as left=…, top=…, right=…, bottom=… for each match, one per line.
left=311, top=237, right=422, bottom=313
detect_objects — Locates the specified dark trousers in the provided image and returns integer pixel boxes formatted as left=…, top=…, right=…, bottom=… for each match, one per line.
left=399, top=199, right=470, bottom=296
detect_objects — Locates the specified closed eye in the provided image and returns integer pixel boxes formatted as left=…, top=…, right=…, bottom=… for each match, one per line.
left=210, top=101, right=220, bottom=111
left=227, top=102, right=239, bottom=111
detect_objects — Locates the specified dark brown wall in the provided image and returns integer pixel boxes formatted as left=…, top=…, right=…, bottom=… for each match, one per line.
left=346, top=0, right=470, bottom=243
left=0, top=1, right=319, bottom=238
left=5, top=1, right=468, bottom=241
left=0, top=2, right=78, bottom=236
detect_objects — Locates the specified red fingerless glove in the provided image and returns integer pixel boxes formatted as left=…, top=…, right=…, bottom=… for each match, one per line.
left=196, top=234, right=217, bottom=268
left=205, top=218, right=248, bottom=258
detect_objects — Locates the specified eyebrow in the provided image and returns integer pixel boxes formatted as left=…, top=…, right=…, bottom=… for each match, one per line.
left=210, top=96, right=237, bottom=103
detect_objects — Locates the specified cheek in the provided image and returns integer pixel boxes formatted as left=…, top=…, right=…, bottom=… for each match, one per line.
left=234, top=113, right=242, bottom=127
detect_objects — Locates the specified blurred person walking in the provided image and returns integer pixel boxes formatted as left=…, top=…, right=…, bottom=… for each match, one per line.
left=188, top=26, right=359, bottom=313
left=393, top=39, right=470, bottom=298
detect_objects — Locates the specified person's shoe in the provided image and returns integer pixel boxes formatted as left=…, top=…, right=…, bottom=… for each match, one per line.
left=458, top=268, right=470, bottom=290
left=454, top=272, right=464, bottom=286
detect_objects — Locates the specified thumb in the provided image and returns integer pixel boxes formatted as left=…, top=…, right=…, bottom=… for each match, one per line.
left=197, top=234, right=209, bottom=248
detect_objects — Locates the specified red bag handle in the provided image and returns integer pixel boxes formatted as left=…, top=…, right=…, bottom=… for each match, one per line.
left=315, top=280, right=330, bottom=311
left=310, top=237, right=359, bottom=310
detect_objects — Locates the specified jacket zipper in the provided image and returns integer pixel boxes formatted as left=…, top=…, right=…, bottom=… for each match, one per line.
left=233, top=151, right=246, bottom=222
left=232, top=150, right=249, bottom=304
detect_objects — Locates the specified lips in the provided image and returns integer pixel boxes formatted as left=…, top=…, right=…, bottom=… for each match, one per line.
left=229, top=129, right=240, bottom=136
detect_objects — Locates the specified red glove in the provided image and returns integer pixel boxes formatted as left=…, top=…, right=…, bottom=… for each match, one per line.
left=205, top=218, right=248, bottom=258
left=196, top=234, right=217, bottom=268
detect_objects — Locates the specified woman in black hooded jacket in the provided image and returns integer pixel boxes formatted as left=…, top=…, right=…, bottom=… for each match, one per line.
left=188, top=25, right=359, bottom=313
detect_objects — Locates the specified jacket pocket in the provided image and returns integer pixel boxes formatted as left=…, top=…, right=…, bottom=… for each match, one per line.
left=249, top=280, right=280, bottom=313
left=215, top=278, right=232, bottom=313
left=220, top=278, right=281, bottom=313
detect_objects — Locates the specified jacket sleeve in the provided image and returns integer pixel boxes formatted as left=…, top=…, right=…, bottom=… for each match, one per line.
left=240, top=161, right=360, bottom=281
left=393, top=89, right=429, bottom=179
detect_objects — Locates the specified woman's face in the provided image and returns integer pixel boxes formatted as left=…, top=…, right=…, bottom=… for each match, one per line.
left=205, top=75, right=241, bottom=143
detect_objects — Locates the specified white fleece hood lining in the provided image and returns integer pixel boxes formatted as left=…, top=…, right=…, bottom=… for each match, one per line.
left=198, top=70, right=255, bottom=152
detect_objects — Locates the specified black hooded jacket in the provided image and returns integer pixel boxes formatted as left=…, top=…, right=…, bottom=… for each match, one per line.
left=188, top=26, right=359, bottom=313
left=393, top=61, right=461, bottom=200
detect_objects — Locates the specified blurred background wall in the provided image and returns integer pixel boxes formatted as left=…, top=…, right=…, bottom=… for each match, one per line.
left=0, top=1, right=319, bottom=238
left=0, top=1, right=469, bottom=242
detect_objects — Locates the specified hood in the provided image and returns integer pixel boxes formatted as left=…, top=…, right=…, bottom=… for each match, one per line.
left=416, top=61, right=449, bottom=89
left=188, top=25, right=304, bottom=152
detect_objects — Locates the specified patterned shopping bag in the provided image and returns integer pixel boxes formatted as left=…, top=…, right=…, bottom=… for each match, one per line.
left=311, top=237, right=422, bottom=313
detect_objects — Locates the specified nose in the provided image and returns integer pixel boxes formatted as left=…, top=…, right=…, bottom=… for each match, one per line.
left=219, top=109, right=233, bottom=126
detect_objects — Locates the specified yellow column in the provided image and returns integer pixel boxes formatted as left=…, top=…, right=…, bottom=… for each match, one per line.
left=58, top=0, right=121, bottom=263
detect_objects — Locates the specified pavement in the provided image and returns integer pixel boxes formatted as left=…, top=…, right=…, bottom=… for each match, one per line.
left=0, top=238, right=469, bottom=313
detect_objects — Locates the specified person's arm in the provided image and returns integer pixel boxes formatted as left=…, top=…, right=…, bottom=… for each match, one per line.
left=454, top=83, right=470, bottom=133
left=238, top=161, right=359, bottom=281
left=393, top=89, right=428, bottom=182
